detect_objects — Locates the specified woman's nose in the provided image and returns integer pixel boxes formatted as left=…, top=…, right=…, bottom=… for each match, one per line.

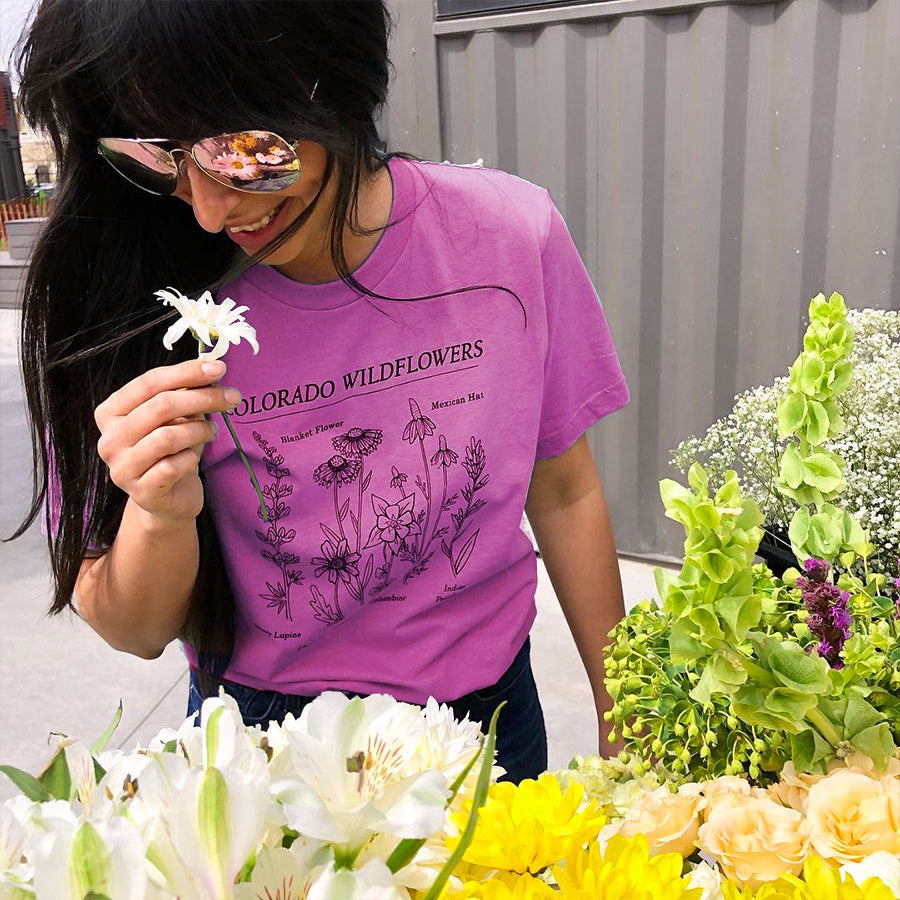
left=174, top=156, right=241, bottom=233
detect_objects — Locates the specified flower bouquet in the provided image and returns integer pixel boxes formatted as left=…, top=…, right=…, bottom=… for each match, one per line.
left=671, top=307, right=900, bottom=575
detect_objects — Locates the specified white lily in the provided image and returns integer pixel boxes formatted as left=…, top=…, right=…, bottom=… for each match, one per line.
left=272, top=693, right=450, bottom=857
left=30, top=815, right=148, bottom=900
left=840, top=853, right=900, bottom=895
left=156, top=287, right=259, bottom=360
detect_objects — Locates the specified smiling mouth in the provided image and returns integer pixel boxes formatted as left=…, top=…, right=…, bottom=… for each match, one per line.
left=227, top=199, right=289, bottom=233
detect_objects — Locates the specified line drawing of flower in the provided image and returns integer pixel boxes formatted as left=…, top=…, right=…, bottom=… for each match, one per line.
left=312, top=538, right=361, bottom=585
left=428, top=435, right=458, bottom=548
left=441, top=436, right=489, bottom=578
left=310, top=538, right=362, bottom=624
left=403, top=398, right=435, bottom=558
left=332, top=428, right=382, bottom=554
left=364, top=492, right=422, bottom=586
left=390, top=466, right=408, bottom=493
left=253, top=431, right=303, bottom=621
left=313, top=454, right=361, bottom=541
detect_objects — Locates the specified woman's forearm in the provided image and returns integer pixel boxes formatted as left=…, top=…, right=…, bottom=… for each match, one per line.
left=528, top=486, right=625, bottom=749
left=75, top=497, right=200, bottom=658
left=525, top=436, right=626, bottom=756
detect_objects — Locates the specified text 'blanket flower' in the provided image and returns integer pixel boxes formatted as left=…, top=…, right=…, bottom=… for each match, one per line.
left=156, top=286, right=260, bottom=360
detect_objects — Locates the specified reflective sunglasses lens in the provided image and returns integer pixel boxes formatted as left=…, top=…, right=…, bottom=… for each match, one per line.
left=97, top=138, right=179, bottom=195
left=192, top=131, right=300, bottom=192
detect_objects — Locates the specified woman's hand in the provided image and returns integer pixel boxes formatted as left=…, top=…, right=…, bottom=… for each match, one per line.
left=94, top=358, right=240, bottom=525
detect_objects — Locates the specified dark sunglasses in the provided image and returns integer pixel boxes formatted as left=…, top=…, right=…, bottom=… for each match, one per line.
left=97, top=129, right=303, bottom=196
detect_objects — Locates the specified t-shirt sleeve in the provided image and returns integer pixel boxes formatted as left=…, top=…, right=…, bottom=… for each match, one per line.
left=535, top=190, right=629, bottom=459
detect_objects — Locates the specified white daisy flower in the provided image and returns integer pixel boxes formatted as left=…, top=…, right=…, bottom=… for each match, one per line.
left=155, top=286, right=259, bottom=360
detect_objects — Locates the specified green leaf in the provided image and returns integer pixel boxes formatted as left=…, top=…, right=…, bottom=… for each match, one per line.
left=421, top=703, right=503, bottom=900
left=777, top=391, right=808, bottom=437
left=790, top=729, right=833, bottom=773
left=805, top=400, right=829, bottom=446
left=90, top=701, right=123, bottom=755
left=788, top=507, right=811, bottom=556
left=37, top=744, right=72, bottom=801
left=768, top=644, right=832, bottom=695
left=802, top=453, right=844, bottom=493
left=798, top=354, right=826, bottom=395
left=697, top=549, right=734, bottom=584
left=716, top=594, right=762, bottom=643
left=0, top=764, right=52, bottom=802
left=765, top=687, right=819, bottom=722
left=808, top=512, right=843, bottom=559
left=688, top=605, right=724, bottom=643
left=779, top=445, right=806, bottom=490
left=669, top=622, right=707, bottom=663
left=844, top=694, right=886, bottom=737
left=850, top=723, right=895, bottom=772
left=687, top=463, right=709, bottom=497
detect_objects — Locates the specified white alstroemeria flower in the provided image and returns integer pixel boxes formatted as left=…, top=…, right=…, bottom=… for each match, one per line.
left=840, top=853, right=900, bottom=895
left=31, top=815, right=148, bottom=900
left=273, top=693, right=450, bottom=853
left=61, top=740, right=98, bottom=814
left=153, top=765, right=268, bottom=900
left=156, top=286, right=259, bottom=360
left=0, top=804, right=32, bottom=897
left=307, top=859, right=406, bottom=900
left=235, top=842, right=331, bottom=900
left=687, top=861, right=725, bottom=900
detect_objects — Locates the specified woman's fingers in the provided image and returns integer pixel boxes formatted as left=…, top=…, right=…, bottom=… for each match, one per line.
left=109, top=420, right=218, bottom=487
left=95, top=358, right=227, bottom=426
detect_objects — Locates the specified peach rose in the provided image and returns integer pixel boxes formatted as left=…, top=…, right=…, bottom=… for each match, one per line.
left=696, top=795, right=810, bottom=887
left=767, top=763, right=826, bottom=813
left=617, top=784, right=705, bottom=857
left=806, top=770, right=900, bottom=865
left=700, top=776, right=767, bottom=820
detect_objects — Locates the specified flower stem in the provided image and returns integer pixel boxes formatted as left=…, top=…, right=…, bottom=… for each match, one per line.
left=418, top=438, right=432, bottom=558
left=220, top=410, right=268, bottom=522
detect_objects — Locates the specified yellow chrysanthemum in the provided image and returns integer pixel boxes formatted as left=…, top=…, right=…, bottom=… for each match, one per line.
left=446, top=873, right=556, bottom=900
left=450, top=774, right=606, bottom=875
left=721, top=880, right=794, bottom=900
left=551, top=833, right=701, bottom=900
left=783, top=856, right=896, bottom=900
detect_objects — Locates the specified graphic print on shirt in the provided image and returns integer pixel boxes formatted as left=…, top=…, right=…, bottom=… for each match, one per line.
left=304, top=396, right=490, bottom=624
left=247, top=392, right=490, bottom=629
left=252, top=432, right=304, bottom=622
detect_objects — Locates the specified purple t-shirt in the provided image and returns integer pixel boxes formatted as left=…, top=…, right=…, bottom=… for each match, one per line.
left=182, top=156, right=629, bottom=702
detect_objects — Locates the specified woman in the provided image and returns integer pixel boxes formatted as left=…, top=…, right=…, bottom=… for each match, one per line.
left=13, top=0, right=629, bottom=783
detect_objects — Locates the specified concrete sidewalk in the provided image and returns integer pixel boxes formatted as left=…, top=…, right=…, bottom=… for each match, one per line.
left=0, top=308, right=664, bottom=799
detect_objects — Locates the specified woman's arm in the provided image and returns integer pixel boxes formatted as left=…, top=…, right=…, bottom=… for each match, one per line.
left=76, top=358, right=238, bottom=658
left=524, top=434, right=624, bottom=756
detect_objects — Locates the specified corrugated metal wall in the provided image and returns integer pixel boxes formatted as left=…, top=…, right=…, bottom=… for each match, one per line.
left=381, top=0, right=900, bottom=559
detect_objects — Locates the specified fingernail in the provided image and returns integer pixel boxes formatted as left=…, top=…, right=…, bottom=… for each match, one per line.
left=224, top=388, right=241, bottom=406
left=201, top=360, right=226, bottom=376
left=211, top=422, right=219, bottom=436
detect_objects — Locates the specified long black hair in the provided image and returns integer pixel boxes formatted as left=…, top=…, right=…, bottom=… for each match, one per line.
left=10, top=0, right=522, bottom=688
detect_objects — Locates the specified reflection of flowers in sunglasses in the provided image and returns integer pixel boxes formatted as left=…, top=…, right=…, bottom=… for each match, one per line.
left=207, top=151, right=260, bottom=180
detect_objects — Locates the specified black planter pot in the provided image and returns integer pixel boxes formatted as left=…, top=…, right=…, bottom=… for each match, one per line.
left=756, top=526, right=800, bottom=578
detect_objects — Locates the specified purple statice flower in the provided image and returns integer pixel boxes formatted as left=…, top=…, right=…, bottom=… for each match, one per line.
left=798, top=558, right=851, bottom=668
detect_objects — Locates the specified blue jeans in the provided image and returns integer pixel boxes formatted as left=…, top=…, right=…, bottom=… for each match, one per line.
left=187, top=636, right=548, bottom=783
